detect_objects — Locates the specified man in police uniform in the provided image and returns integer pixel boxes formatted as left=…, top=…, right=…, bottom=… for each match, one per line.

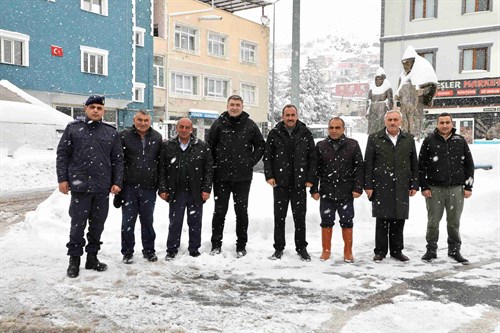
left=57, top=95, right=124, bottom=278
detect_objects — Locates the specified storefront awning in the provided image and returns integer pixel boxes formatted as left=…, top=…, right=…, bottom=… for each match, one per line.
left=189, top=109, right=220, bottom=119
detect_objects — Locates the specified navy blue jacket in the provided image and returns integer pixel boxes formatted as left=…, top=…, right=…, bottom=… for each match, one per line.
left=56, top=118, right=123, bottom=193
left=158, top=135, right=213, bottom=204
left=419, top=128, right=474, bottom=191
left=120, top=125, right=162, bottom=189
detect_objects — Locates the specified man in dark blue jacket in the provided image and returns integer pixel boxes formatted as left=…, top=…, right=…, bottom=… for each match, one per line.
left=159, top=118, right=213, bottom=260
left=57, top=95, right=123, bottom=278
left=311, top=117, right=364, bottom=263
left=419, top=113, right=474, bottom=264
left=264, top=104, right=317, bottom=261
left=119, top=110, right=162, bottom=264
left=208, top=95, right=265, bottom=258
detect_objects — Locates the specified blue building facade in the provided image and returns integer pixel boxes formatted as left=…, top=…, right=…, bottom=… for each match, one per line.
left=0, top=0, right=154, bottom=129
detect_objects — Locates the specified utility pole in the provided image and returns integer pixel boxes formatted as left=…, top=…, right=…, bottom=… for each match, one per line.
left=290, top=0, right=300, bottom=107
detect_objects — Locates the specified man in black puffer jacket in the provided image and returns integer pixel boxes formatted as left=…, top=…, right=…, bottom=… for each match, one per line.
left=119, top=110, right=163, bottom=264
left=311, top=117, right=364, bottom=263
left=207, top=95, right=265, bottom=258
left=264, top=104, right=317, bottom=261
left=419, top=113, right=474, bottom=264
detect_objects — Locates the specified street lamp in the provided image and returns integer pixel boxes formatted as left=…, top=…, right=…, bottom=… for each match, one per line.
left=270, top=0, right=281, bottom=128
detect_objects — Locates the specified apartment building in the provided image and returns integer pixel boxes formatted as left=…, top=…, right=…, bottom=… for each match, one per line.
left=153, top=0, right=270, bottom=139
left=381, top=0, right=500, bottom=142
left=1, top=0, right=154, bottom=129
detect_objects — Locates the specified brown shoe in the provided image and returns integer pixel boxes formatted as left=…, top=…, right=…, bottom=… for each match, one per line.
left=391, top=252, right=409, bottom=262
left=320, top=228, right=332, bottom=261
left=342, top=228, right=354, bottom=263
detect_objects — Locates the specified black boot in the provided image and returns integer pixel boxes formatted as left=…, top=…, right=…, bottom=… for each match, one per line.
left=448, top=250, right=469, bottom=265
left=421, top=250, right=437, bottom=262
left=85, top=253, right=108, bottom=271
left=67, top=256, right=80, bottom=278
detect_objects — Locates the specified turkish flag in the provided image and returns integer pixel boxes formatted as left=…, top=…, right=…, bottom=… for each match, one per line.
left=51, top=45, right=63, bottom=57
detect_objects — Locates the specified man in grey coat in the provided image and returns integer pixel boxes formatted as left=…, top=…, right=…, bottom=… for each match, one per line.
left=364, top=110, right=419, bottom=262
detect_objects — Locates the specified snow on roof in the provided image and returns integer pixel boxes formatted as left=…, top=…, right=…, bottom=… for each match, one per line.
left=0, top=80, right=53, bottom=109
left=0, top=100, right=73, bottom=127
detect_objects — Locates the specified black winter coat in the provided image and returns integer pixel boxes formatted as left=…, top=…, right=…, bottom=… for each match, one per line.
left=56, top=118, right=123, bottom=193
left=364, top=129, right=419, bottom=220
left=312, top=136, right=364, bottom=202
left=264, top=121, right=317, bottom=188
left=419, top=128, right=474, bottom=191
left=207, top=111, right=265, bottom=182
left=120, top=126, right=162, bottom=189
left=158, top=135, right=213, bottom=204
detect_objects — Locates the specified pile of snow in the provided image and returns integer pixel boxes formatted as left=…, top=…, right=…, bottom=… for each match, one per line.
left=0, top=133, right=499, bottom=332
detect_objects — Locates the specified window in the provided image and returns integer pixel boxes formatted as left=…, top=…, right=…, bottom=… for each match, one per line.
left=204, top=77, right=229, bottom=98
left=463, top=0, right=491, bottom=13
left=171, top=72, right=199, bottom=96
left=80, top=46, right=108, bottom=75
left=461, top=47, right=488, bottom=71
left=134, top=27, right=145, bottom=47
left=56, top=105, right=117, bottom=124
left=134, top=83, right=146, bottom=102
left=241, top=83, right=257, bottom=105
left=153, top=55, right=165, bottom=88
left=208, top=32, right=227, bottom=57
left=240, top=40, right=257, bottom=64
left=174, top=24, right=198, bottom=52
left=411, top=0, right=436, bottom=20
left=81, top=0, right=108, bottom=16
left=416, top=48, right=437, bottom=69
left=0, top=30, right=29, bottom=66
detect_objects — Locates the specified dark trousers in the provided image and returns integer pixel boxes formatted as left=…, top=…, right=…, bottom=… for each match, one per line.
left=319, top=198, right=354, bottom=229
left=374, top=218, right=405, bottom=256
left=211, top=180, right=251, bottom=251
left=67, top=192, right=109, bottom=256
left=273, top=186, right=308, bottom=252
left=167, top=191, right=203, bottom=254
left=121, top=184, right=157, bottom=256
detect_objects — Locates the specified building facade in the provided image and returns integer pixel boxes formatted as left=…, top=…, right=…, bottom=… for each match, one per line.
left=153, top=0, right=270, bottom=139
left=381, top=0, right=500, bottom=142
left=1, top=0, right=154, bottom=129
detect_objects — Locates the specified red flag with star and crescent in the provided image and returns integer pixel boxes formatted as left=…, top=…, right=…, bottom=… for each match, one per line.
left=51, top=45, right=63, bottom=57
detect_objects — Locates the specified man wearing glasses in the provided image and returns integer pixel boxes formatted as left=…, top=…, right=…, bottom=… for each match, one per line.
left=57, top=95, right=124, bottom=278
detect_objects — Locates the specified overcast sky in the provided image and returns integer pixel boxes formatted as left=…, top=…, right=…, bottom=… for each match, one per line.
left=237, top=0, right=381, bottom=45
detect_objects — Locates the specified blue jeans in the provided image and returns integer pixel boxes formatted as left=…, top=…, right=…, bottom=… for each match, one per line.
left=167, top=191, right=203, bottom=254
left=121, top=184, right=157, bottom=255
left=319, top=198, right=354, bottom=229
left=67, top=192, right=109, bottom=256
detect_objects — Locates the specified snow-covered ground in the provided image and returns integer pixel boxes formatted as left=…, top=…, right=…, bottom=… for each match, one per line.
left=1, top=134, right=499, bottom=332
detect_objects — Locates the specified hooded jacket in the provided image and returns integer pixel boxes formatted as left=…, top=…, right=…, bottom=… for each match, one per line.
left=207, top=111, right=265, bottom=182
